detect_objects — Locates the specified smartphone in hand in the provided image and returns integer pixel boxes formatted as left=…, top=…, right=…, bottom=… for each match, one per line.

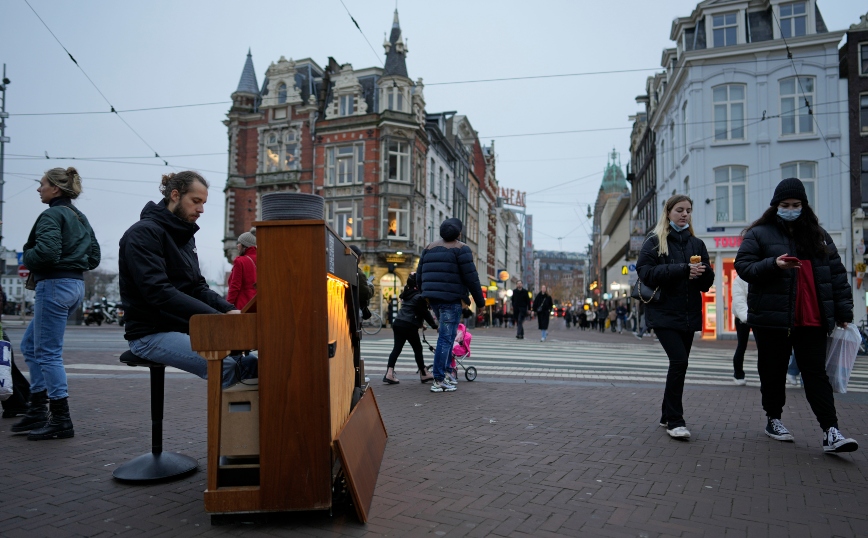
left=780, top=255, right=801, bottom=264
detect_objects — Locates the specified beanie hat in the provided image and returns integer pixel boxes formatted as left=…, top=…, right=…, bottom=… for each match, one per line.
left=440, top=218, right=463, bottom=241
left=770, top=177, right=808, bottom=206
left=407, top=272, right=417, bottom=289
left=237, top=228, right=256, bottom=248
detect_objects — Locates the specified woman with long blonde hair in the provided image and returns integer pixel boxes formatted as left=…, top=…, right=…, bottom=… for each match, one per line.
left=636, top=194, right=713, bottom=440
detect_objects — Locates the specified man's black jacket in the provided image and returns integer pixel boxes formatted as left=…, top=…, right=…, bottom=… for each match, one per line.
left=119, top=201, right=234, bottom=341
left=511, top=288, right=531, bottom=311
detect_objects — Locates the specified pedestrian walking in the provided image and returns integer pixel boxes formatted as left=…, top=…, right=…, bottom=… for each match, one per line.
left=532, top=285, right=553, bottom=341
left=586, top=309, right=596, bottom=331
left=607, top=307, right=617, bottom=333
left=730, top=274, right=749, bottom=385
left=383, top=273, right=437, bottom=384
left=616, top=302, right=628, bottom=333
left=226, top=228, right=257, bottom=310
left=564, top=308, right=573, bottom=329
left=417, top=218, right=485, bottom=393
left=12, top=168, right=100, bottom=440
left=597, top=304, right=608, bottom=333
left=578, top=309, right=588, bottom=330
left=734, top=177, right=858, bottom=453
left=636, top=194, right=713, bottom=440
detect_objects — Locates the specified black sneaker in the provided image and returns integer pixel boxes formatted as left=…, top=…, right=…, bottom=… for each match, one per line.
left=823, top=427, right=858, bottom=453
left=765, top=418, right=794, bottom=441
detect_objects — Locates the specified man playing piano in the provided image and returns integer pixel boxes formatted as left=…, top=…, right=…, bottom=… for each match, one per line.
left=118, top=171, right=257, bottom=387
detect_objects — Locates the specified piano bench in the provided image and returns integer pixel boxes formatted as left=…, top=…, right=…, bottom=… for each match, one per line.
left=112, top=350, right=198, bottom=483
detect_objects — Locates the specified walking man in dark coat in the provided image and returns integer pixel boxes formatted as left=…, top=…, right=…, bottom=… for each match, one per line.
left=511, top=280, right=531, bottom=339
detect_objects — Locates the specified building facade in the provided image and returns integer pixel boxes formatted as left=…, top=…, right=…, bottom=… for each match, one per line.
left=655, top=0, right=851, bottom=338
left=590, top=150, right=631, bottom=300
left=533, top=250, right=588, bottom=306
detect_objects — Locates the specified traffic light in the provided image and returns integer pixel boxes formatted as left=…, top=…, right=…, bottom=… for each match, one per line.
left=388, top=263, right=397, bottom=274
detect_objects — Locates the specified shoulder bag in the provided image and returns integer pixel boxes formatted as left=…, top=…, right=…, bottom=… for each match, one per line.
left=631, top=234, right=662, bottom=303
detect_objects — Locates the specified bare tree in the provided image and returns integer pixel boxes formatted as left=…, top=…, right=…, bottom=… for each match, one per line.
left=83, top=269, right=117, bottom=303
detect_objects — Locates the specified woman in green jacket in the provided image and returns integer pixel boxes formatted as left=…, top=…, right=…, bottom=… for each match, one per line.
left=11, top=167, right=100, bottom=440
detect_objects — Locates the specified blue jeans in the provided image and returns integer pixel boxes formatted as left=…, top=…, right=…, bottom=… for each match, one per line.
left=787, top=352, right=800, bottom=376
left=129, top=331, right=258, bottom=389
left=21, top=278, right=84, bottom=400
left=430, top=302, right=462, bottom=382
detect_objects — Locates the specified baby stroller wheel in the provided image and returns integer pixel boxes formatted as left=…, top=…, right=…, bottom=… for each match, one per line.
left=465, top=366, right=477, bottom=382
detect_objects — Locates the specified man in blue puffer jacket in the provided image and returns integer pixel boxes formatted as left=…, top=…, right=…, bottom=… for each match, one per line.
left=416, top=218, right=485, bottom=392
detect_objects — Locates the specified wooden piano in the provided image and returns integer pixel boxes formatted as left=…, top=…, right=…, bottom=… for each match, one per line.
left=189, top=219, right=387, bottom=523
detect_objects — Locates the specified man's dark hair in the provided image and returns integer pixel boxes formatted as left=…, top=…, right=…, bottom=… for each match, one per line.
left=159, top=171, right=209, bottom=203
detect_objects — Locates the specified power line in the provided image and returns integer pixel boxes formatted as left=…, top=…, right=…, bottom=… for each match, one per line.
left=5, top=171, right=159, bottom=185
left=9, top=101, right=230, bottom=117
left=6, top=152, right=225, bottom=160
left=5, top=154, right=225, bottom=175
left=23, top=0, right=174, bottom=169
left=338, top=0, right=385, bottom=68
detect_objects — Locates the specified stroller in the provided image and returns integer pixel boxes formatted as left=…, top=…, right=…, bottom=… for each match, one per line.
left=421, top=323, right=478, bottom=382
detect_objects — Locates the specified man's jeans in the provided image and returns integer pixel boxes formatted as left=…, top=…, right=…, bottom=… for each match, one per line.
left=21, top=278, right=84, bottom=400
left=129, top=332, right=258, bottom=389
left=430, top=302, right=462, bottom=381
left=515, top=308, right=527, bottom=338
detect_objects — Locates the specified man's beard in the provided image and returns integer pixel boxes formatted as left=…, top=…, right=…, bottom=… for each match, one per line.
left=172, top=203, right=194, bottom=222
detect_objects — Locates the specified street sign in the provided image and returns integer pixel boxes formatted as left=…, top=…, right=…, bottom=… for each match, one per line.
left=18, top=265, right=29, bottom=279
left=628, top=264, right=636, bottom=272
left=16, top=252, right=23, bottom=265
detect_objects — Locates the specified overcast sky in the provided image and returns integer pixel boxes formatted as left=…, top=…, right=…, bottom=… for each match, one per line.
left=1, top=1, right=861, bottom=283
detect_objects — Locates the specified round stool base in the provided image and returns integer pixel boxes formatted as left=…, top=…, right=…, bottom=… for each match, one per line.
left=113, top=452, right=198, bottom=483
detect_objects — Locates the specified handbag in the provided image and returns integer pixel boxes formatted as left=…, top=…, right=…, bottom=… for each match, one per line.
left=630, top=278, right=661, bottom=303
left=24, top=273, right=36, bottom=291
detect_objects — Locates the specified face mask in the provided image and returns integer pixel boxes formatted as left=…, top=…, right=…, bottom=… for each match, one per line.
left=777, top=208, right=802, bottom=221
left=669, top=221, right=690, bottom=232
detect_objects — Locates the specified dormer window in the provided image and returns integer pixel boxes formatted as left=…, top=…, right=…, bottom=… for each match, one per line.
left=779, top=2, right=807, bottom=38
left=277, top=83, right=287, bottom=104
left=339, top=94, right=355, bottom=116
left=712, top=13, right=738, bottom=47
left=384, top=86, right=404, bottom=112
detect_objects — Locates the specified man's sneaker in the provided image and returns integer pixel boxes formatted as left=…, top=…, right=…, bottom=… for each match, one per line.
left=430, top=380, right=456, bottom=393
left=667, top=426, right=691, bottom=439
left=659, top=422, right=667, bottom=428
left=734, top=377, right=747, bottom=386
left=823, top=427, right=859, bottom=453
left=765, top=418, right=794, bottom=441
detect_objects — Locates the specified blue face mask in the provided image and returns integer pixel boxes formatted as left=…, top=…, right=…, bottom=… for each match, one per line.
left=670, top=221, right=690, bottom=232
left=777, top=208, right=802, bottom=221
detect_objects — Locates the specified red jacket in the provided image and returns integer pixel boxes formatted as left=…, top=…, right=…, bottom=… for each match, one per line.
left=227, top=247, right=257, bottom=310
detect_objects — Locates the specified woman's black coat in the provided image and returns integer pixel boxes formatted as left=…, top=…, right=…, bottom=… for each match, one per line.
left=636, top=228, right=714, bottom=332
left=733, top=219, right=852, bottom=332
left=533, top=292, right=553, bottom=330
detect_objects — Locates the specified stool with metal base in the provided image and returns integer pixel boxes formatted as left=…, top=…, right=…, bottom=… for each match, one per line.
left=112, top=350, right=198, bottom=482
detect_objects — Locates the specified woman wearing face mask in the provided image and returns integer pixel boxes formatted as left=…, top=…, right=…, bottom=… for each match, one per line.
left=637, top=194, right=714, bottom=440
left=735, top=178, right=858, bottom=453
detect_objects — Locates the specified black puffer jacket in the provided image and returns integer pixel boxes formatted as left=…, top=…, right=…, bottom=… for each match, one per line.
left=636, top=228, right=714, bottom=331
left=734, top=219, right=852, bottom=332
left=393, top=288, right=438, bottom=330
left=119, top=201, right=235, bottom=341
left=417, top=240, right=485, bottom=307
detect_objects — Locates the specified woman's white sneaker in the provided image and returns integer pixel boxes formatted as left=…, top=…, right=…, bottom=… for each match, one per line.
left=667, top=426, right=691, bottom=439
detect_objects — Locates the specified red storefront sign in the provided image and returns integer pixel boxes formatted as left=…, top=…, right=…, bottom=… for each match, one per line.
left=713, top=236, right=742, bottom=248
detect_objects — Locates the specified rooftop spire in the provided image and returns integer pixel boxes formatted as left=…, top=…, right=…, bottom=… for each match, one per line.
left=235, top=49, right=259, bottom=95
left=383, top=9, right=409, bottom=78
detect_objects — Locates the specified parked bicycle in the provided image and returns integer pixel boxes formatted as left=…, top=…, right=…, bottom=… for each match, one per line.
left=361, top=311, right=383, bottom=335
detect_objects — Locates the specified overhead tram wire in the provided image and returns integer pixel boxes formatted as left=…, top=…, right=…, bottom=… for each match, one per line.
left=6, top=152, right=226, bottom=160
left=23, top=0, right=175, bottom=169
left=9, top=101, right=231, bottom=117
left=338, top=0, right=386, bottom=68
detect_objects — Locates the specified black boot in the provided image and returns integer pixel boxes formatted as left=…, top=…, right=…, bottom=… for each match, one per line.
left=10, top=390, right=48, bottom=433
left=28, top=397, right=74, bottom=440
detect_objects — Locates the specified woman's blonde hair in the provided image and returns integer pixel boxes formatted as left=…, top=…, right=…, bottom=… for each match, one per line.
left=44, top=167, right=83, bottom=199
left=652, top=194, right=694, bottom=256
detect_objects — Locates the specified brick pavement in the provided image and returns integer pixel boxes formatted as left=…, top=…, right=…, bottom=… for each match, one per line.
left=1, top=367, right=866, bottom=537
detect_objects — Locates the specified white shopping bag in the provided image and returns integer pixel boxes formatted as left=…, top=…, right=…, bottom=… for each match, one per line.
left=0, top=339, right=12, bottom=401
left=825, top=325, right=860, bottom=394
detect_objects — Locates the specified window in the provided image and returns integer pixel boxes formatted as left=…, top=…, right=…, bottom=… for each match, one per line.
left=386, top=199, right=409, bottom=238
left=660, top=140, right=665, bottom=172
left=438, top=167, right=444, bottom=198
left=445, top=174, right=451, bottom=206
left=712, top=13, right=737, bottom=47
left=861, top=94, right=868, bottom=135
left=262, top=129, right=300, bottom=173
left=713, top=84, right=745, bottom=140
left=779, top=2, right=807, bottom=38
left=327, top=200, right=362, bottom=240
left=387, top=141, right=410, bottom=182
left=326, top=143, right=365, bottom=185
left=384, top=86, right=405, bottom=112
left=277, top=83, right=287, bottom=104
left=339, top=95, right=354, bottom=116
left=861, top=43, right=868, bottom=76
left=781, top=162, right=817, bottom=206
left=714, top=166, right=747, bottom=222
left=683, top=176, right=690, bottom=196
left=681, top=101, right=688, bottom=154
left=669, top=122, right=675, bottom=166
left=780, top=76, right=814, bottom=135
left=429, top=159, right=435, bottom=194
left=429, top=206, right=435, bottom=243
left=862, top=154, right=868, bottom=205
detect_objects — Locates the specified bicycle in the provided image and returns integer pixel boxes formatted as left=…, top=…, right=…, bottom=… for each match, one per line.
left=857, top=318, right=868, bottom=356
left=361, top=311, right=383, bottom=335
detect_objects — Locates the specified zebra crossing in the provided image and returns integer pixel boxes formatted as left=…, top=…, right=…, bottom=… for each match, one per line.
left=361, top=335, right=868, bottom=392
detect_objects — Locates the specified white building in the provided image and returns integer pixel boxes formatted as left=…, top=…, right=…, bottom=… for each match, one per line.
left=653, top=0, right=851, bottom=338
left=424, top=112, right=456, bottom=245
